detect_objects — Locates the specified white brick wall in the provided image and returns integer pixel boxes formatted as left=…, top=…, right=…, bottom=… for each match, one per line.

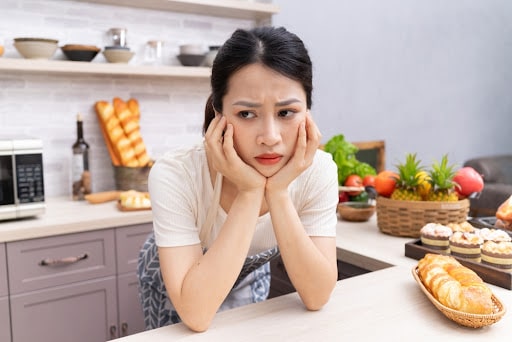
left=0, top=0, right=255, bottom=197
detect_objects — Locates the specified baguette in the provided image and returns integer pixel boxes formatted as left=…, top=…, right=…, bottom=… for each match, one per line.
left=113, top=97, right=151, bottom=166
left=417, top=253, right=493, bottom=314
left=95, top=101, right=139, bottom=167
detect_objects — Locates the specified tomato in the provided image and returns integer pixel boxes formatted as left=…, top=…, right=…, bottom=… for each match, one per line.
left=338, top=191, right=349, bottom=203
left=374, top=170, right=398, bottom=197
left=362, top=175, right=376, bottom=187
left=453, top=167, right=484, bottom=197
left=344, top=174, right=363, bottom=196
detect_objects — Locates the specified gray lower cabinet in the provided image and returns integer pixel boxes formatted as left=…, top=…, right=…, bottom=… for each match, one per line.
left=114, top=223, right=153, bottom=337
left=4, top=224, right=153, bottom=341
left=1, top=243, right=11, bottom=342
left=10, top=277, right=118, bottom=342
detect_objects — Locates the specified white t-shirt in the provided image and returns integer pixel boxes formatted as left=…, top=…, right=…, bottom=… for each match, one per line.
left=149, top=144, right=339, bottom=256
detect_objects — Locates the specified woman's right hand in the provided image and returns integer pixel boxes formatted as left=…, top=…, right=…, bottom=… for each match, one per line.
left=204, top=115, right=266, bottom=193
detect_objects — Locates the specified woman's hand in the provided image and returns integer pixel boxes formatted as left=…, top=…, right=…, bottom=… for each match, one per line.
left=266, top=112, right=321, bottom=194
left=204, top=115, right=266, bottom=193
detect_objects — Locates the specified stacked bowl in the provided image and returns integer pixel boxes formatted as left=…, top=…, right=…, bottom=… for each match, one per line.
left=103, top=46, right=134, bottom=63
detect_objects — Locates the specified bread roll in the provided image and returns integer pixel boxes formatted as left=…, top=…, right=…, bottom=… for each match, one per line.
left=496, top=195, right=512, bottom=223
left=417, top=253, right=493, bottom=314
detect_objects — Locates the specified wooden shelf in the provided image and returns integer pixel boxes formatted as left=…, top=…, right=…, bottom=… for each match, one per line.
left=75, top=0, right=279, bottom=21
left=0, top=58, right=211, bottom=78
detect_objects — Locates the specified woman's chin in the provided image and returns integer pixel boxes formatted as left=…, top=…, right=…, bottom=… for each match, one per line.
left=255, top=165, right=281, bottom=178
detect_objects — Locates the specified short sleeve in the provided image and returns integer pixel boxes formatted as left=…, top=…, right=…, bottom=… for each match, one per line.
left=148, top=150, right=205, bottom=247
left=294, top=150, right=339, bottom=237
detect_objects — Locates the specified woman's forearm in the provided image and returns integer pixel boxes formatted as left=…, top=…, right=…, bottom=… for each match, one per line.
left=167, top=189, right=264, bottom=331
left=266, top=190, right=338, bottom=310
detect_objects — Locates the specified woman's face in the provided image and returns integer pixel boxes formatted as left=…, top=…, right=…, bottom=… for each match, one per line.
left=220, top=63, right=308, bottom=177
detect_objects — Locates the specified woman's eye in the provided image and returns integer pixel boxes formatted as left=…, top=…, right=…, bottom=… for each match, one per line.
left=238, top=111, right=255, bottom=119
left=278, top=110, right=296, bottom=118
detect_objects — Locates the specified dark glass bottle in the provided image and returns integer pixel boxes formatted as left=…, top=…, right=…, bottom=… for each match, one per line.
left=72, top=113, right=91, bottom=200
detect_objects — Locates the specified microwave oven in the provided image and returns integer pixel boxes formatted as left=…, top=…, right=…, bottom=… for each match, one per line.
left=0, top=138, right=45, bottom=221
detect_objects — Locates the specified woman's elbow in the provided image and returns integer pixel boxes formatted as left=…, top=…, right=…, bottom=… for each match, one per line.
left=183, top=316, right=213, bottom=333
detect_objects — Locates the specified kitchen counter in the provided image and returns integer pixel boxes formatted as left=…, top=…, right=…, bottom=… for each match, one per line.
left=0, top=197, right=152, bottom=243
left=1, top=200, right=510, bottom=341
left=115, top=265, right=511, bottom=341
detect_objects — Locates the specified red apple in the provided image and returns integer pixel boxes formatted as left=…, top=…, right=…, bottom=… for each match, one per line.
left=453, top=167, right=484, bottom=197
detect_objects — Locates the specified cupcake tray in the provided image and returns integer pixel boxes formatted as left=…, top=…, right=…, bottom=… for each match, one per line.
left=405, top=239, right=512, bottom=290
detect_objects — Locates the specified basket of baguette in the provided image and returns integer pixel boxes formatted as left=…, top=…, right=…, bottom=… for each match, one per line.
left=413, top=253, right=506, bottom=328
left=95, top=97, right=152, bottom=192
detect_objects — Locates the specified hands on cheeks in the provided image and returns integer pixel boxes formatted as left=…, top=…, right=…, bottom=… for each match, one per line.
left=266, top=112, right=321, bottom=194
left=204, top=112, right=321, bottom=194
left=204, top=114, right=266, bottom=193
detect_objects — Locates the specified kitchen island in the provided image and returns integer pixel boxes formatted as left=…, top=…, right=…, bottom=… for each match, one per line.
left=1, top=199, right=510, bottom=341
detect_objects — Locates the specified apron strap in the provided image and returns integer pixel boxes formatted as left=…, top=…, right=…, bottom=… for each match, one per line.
left=199, top=172, right=222, bottom=248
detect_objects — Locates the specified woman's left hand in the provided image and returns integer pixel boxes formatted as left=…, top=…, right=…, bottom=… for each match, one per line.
left=266, top=112, right=321, bottom=194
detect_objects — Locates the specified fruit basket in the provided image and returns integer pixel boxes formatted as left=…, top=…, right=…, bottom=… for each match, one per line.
left=376, top=197, right=470, bottom=237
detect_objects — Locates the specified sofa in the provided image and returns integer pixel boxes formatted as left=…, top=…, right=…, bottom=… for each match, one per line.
left=463, top=155, right=512, bottom=217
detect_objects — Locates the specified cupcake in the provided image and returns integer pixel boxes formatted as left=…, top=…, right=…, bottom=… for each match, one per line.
left=420, top=223, right=452, bottom=254
left=447, top=221, right=475, bottom=233
left=477, top=228, right=512, bottom=243
left=449, top=231, right=483, bottom=262
left=481, top=241, right=512, bottom=270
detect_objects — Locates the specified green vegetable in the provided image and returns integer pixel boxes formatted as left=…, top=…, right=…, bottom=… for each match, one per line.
left=324, top=134, right=376, bottom=185
left=350, top=191, right=369, bottom=203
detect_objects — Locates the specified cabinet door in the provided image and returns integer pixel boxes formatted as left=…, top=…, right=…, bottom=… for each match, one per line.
left=7, top=229, right=116, bottom=294
left=10, top=276, right=118, bottom=342
left=0, top=243, right=7, bottom=297
left=117, top=273, right=145, bottom=337
left=115, top=223, right=153, bottom=274
left=0, top=296, right=11, bottom=342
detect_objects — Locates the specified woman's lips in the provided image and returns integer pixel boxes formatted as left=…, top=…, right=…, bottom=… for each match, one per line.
left=255, top=154, right=282, bottom=165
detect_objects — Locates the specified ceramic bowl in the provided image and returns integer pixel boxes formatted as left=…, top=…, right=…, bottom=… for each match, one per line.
left=103, top=49, right=134, bottom=63
left=177, top=53, right=205, bottom=67
left=104, top=45, right=130, bottom=51
left=337, top=202, right=376, bottom=222
left=61, top=44, right=100, bottom=62
left=13, top=38, right=59, bottom=59
left=179, top=44, right=203, bottom=55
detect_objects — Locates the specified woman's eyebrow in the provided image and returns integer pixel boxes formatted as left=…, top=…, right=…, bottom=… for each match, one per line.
left=232, top=98, right=302, bottom=107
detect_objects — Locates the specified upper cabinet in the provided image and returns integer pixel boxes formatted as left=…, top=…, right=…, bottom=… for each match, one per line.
left=0, top=0, right=279, bottom=79
left=76, top=0, right=279, bottom=21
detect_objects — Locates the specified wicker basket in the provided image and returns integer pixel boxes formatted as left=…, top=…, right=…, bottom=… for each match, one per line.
left=412, top=267, right=506, bottom=328
left=113, top=165, right=151, bottom=192
left=376, top=197, right=470, bottom=237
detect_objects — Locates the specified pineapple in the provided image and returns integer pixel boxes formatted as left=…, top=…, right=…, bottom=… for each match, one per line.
left=391, top=153, right=423, bottom=201
left=416, top=170, right=431, bottom=200
left=426, top=154, right=459, bottom=201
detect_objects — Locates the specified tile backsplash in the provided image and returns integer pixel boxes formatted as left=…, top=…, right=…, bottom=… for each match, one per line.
left=0, top=0, right=255, bottom=197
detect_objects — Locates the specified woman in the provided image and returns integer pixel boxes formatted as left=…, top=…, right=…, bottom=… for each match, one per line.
left=138, top=26, right=339, bottom=332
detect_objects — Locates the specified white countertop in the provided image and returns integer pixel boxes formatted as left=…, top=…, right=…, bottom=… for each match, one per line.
left=1, top=200, right=510, bottom=340
left=118, top=215, right=511, bottom=341
left=0, top=197, right=152, bottom=242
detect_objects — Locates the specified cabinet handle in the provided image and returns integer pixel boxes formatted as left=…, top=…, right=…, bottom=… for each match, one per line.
left=121, top=322, right=128, bottom=336
left=39, top=253, right=88, bottom=266
left=110, top=325, right=117, bottom=339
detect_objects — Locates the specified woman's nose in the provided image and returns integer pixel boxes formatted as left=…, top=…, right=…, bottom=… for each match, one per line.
left=256, top=118, right=281, bottom=146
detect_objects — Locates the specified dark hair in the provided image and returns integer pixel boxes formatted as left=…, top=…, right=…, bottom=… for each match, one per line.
left=202, top=26, right=313, bottom=134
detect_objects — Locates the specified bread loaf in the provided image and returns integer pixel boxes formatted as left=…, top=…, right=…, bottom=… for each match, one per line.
left=95, top=98, right=151, bottom=167
left=417, top=253, right=493, bottom=314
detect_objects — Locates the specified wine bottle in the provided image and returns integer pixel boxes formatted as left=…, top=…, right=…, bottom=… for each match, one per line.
left=72, top=113, right=91, bottom=200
